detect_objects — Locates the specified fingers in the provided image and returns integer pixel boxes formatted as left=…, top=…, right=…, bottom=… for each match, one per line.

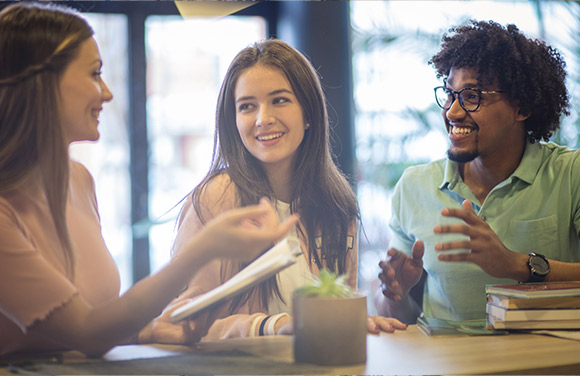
left=183, top=311, right=213, bottom=344
left=368, top=315, right=407, bottom=333
left=411, top=240, right=424, bottom=265
left=274, top=214, right=299, bottom=237
left=434, top=239, right=471, bottom=251
left=386, top=248, right=403, bottom=259
left=222, top=201, right=298, bottom=239
left=379, top=248, right=404, bottom=271
left=366, top=316, right=381, bottom=334
left=433, top=222, right=473, bottom=237
left=378, top=248, right=409, bottom=301
left=439, top=202, right=480, bottom=225
left=438, top=252, right=473, bottom=263
left=244, top=213, right=299, bottom=243
left=380, top=280, right=403, bottom=301
left=462, top=199, right=474, bottom=211
left=161, top=298, right=193, bottom=316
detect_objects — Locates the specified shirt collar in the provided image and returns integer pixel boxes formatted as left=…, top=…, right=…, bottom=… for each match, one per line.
left=439, top=140, right=542, bottom=190
left=511, top=141, right=542, bottom=185
left=440, top=158, right=459, bottom=190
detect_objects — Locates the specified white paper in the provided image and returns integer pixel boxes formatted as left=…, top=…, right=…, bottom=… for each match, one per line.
left=170, top=236, right=301, bottom=323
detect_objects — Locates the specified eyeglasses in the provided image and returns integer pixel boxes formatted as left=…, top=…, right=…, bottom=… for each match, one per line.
left=434, top=86, right=506, bottom=112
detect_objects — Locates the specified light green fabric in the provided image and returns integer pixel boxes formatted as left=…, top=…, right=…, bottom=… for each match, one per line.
left=389, top=141, right=580, bottom=320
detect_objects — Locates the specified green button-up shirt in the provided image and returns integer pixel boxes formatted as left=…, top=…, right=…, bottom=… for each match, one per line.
left=389, top=141, right=580, bottom=320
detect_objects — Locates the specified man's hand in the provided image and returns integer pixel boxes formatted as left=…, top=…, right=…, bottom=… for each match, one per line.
left=434, top=200, right=526, bottom=279
left=378, top=240, right=425, bottom=301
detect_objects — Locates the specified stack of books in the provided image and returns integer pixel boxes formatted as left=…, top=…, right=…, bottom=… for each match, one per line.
left=485, top=281, right=580, bottom=330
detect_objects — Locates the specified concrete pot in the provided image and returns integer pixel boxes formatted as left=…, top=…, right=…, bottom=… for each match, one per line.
left=292, top=292, right=367, bottom=365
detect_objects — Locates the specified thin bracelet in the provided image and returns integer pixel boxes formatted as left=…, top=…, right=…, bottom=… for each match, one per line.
left=259, top=315, right=271, bottom=336
left=266, top=313, right=289, bottom=336
left=249, top=315, right=265, bottom=337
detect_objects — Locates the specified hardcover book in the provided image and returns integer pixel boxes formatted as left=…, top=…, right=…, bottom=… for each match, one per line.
left=485, top=281, right=580, bottom=298
left=487, top=294, right=580, bottom=310
left=486, top=303, right=580, bottom=321
left=487, top=315, right=580, bottom=330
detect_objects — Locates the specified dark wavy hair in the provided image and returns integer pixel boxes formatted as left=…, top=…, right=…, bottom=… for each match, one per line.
left=192, top=39, right=360, bottom=312
left=429, top=19, right=570, bottom=143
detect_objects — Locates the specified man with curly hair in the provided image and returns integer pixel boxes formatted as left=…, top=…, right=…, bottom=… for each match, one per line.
left=375, top=20, right=580, bottom=323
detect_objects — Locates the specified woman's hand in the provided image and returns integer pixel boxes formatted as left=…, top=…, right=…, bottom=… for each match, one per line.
left=138, top=299, right=213, bottom=345
left=367, top=315, right=408, bottom=334
left=189, top=198, right=299, bottom=263
left=275, top=314, right=294, bottom=335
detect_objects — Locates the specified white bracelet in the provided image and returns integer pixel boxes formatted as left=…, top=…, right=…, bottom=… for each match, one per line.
left=249, top=315, right=266, bottom=337
left=266, top=312, right=289, bottom=336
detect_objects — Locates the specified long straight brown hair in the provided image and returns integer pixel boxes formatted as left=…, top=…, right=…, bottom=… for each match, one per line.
left=0, top=3, right=94, bottom=277
left=191, top=39, right=360, bottom=313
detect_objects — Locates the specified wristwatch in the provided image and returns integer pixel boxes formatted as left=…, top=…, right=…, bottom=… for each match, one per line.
left=526, top=252, right=550, bottom=283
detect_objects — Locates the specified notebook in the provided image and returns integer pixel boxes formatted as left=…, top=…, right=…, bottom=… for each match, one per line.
left=170, top=236, right=301, bottom=323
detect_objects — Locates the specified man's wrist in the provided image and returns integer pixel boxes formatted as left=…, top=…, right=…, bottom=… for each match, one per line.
left=525, top=252, right=551, bottom=283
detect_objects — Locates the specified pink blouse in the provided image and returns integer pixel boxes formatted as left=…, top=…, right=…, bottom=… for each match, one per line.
left=0, top=161, right=120, bottom=355
left=167, top=173, right=358, bottom=340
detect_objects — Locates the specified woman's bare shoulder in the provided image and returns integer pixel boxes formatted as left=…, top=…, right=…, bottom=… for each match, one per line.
left=177, top=173, right=238, bottom=227
left=197, top=173, right=239, bottom=216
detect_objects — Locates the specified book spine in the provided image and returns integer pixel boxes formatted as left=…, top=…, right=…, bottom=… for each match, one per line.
left=486, top=303, right=580, bottom=321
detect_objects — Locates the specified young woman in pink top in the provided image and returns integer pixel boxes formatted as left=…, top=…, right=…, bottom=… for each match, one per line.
left=139, top=40, right=407, bottom=344
left=0, top=2, right=297, bottom=357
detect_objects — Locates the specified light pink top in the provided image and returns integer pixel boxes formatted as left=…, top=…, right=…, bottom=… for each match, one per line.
left=0, top=161, right=120, bottom=355
left=169, top=173, right=358, bottom=340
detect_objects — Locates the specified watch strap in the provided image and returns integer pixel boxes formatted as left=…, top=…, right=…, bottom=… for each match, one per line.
left=527, top=252, right=550, bottom=283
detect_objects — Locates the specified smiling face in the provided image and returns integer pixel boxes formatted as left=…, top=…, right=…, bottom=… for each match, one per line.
left=234, top=65, right=307, bottom=174
left=443, top=67, right=526, bottom=163
left=59, top=37, right=113, bottom=145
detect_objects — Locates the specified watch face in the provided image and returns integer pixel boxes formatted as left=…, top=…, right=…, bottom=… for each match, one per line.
left=530, top=256, right=550, bottom=274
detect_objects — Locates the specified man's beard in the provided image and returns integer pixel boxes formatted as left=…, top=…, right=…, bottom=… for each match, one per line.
left=447, top=134, right=479, bottom=163
left=447, top=130, right=479, bottom=163
left=447, top=148, right=478, bottom=163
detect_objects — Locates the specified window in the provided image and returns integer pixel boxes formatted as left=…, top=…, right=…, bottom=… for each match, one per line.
left=71, top=10, right=266, bottom=292
left=146, top=15, right=266, bottom=273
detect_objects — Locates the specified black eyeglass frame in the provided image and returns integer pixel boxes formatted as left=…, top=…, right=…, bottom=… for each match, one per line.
left=434, top=85, right=506, bottom=112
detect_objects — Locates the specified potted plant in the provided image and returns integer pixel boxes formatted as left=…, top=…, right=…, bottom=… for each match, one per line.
left=292, top=269, right=367, bottom=365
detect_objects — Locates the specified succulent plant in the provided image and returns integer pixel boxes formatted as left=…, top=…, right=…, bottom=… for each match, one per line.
left=294, top=269, right=355, bottom=298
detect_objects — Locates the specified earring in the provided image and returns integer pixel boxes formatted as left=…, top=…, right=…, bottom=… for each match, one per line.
left=305, top=123, right=310, bottom=129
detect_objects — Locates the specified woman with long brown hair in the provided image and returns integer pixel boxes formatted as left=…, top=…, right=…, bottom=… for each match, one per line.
left=141, top=39, right=406, bottom=343
left=0, top=2, right=297, bottom=357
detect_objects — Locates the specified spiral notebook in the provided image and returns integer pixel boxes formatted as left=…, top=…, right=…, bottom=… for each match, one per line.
left=170, top=236, right=301, bottom=323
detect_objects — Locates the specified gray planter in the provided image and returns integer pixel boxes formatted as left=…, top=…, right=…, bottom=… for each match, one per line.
left=292, top=292, right=367, bottom=365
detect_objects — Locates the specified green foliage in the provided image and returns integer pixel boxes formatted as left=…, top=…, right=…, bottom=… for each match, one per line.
left=294, top=269, right=355, bottom=298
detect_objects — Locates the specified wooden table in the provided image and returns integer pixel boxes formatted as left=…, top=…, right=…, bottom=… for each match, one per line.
left=2, top=325, right=580, bottom=374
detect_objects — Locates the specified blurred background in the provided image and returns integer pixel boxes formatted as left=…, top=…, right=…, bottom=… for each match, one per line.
left=50, top=1, right=579, bottom=312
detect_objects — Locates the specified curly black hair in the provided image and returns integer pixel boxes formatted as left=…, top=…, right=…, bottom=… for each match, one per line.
left=429, top=19, right=570, bottom=143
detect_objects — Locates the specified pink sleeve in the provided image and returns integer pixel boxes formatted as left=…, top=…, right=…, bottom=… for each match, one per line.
left=0, top=200, right=76, bottom=333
